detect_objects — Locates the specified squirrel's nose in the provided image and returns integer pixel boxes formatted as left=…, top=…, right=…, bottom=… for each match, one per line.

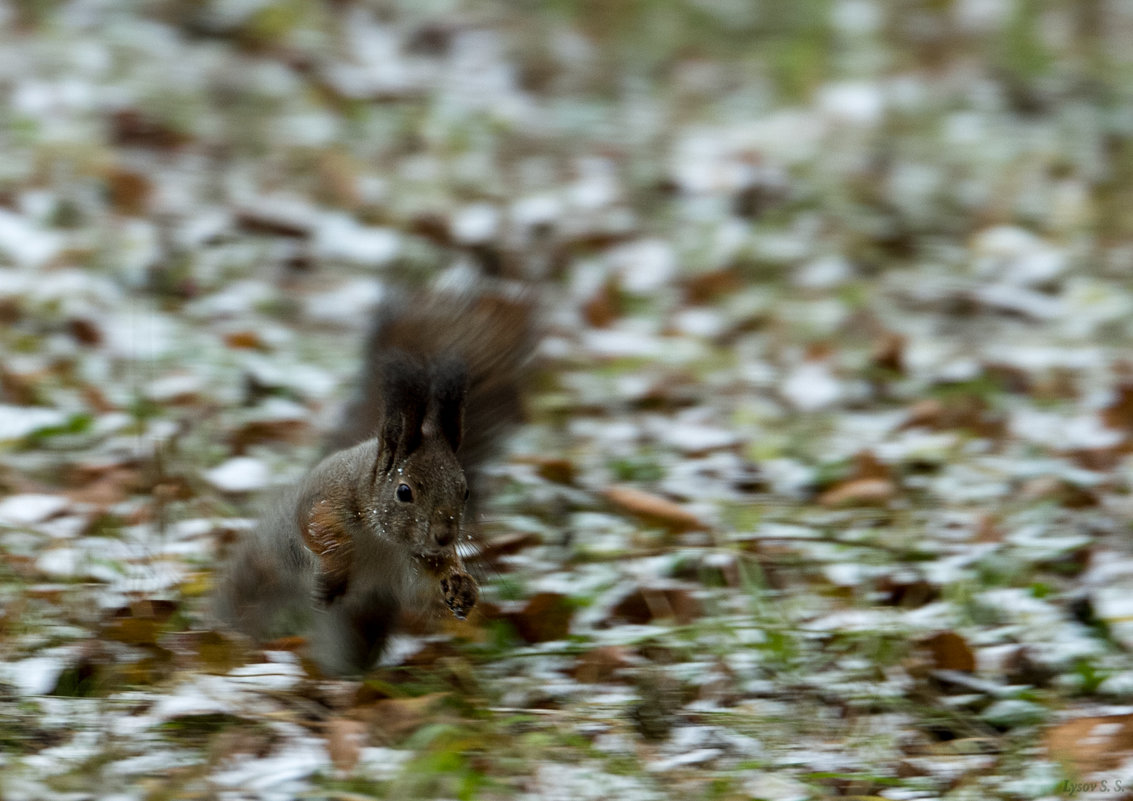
left=433, top=521, right=457, bottom=548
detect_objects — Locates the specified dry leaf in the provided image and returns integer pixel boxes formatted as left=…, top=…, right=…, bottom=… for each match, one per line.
left=1069, top=445, right=1127, bottom=471
left=981, top=362, right=1031, bottom=394
left=582, top=278, right=620, bottom=328
left=437, top=606, right=489, bottom=642
left=80, top=383, right=116, bottom=414
left=408, top=213, right=452, bottom=248
left=162, top=630, right=251, bottom=673
left=850, top=450, right=891, bottom=481
left=602, top=485, right=707, bottom=532
left=235, top=207, right=312, bottom=238
left=1103, top=382, right=1133, bottom=433
left=974, top=514, right=1003, bottom=543
left=871, top=332, right=905, bottom=373
left=671, top=552, right=741, bottom=587
left=534, top=458, right=577, bottom=485
left=876, top=576, right=938, bottom=608
left=919, top=631, right=975, bottom=673
left=900, top=398, right=945, bottom=430
left=900, top=396, right=1006, bottom=440
left=362, top=694, right=445, bottom=743
left=106, top=167, right=152, bottom=215
left=569, top=645, right=632, bottom=684
left=261, top=635, right=307, bottom=653
left=66, top=465, right=143, bottom=506
left=228, top=419, right=310, bottom=454
left=504, top=592, right=574, bottom=643
left=631, top=373, right=705, bottom=413
left=472, top=531, right=542, bottom=567
left=0, top=366, right=42, bottom=406
left=326, top=718, right=367, bottom=774
left=316, top=151, right=362, bottom=209
left=111, top=109, right=190, bottom=150
left=223, top=330, right=268, bottom=350
left=1019, top=476, right=1097, bottom=508
left=818, top=477, right=896, bottom=507
left=101, top=600, right=178, bottom=646
left=1045, top=714, right=1133, bottom=775
left=68, top=317, right=103, bottom=346
left=609, top=585, right=701, bottom=626
left=683, top=267, right=742, bottom=304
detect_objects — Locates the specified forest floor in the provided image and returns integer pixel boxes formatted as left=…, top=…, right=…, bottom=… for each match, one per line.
left=3, top=1, right=1133, bottom=799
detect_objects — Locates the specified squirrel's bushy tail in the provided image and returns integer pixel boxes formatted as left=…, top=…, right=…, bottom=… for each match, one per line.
left=324, top=286, right=537, bottom=487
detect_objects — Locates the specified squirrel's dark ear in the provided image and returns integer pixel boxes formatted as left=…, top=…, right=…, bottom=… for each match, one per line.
left=430, top=355, right=468, bottom=453
left=378, top=353, right=428, bottom=467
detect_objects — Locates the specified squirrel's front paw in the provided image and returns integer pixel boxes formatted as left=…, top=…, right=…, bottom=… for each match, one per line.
left=440, top=571, right=479, bottom=620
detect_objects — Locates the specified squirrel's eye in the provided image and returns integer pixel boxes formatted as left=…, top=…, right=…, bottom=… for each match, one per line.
left=463, top=487, right=470, bottom=501
left=396, top=483, right=414, bottom=503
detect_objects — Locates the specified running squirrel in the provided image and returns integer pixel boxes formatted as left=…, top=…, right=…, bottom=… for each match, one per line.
left=216, top=286, right=534, bottom=675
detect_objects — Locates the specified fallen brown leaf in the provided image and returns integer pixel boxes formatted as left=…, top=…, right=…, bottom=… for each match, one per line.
left=1045, top=714, right=1133, bottom=775
left=228, top=419, right=310, bottom=454
left=472, top=531, right=542, bottom=567
left=67, top=317, right=103, bottom=346
left=900, top=398, right=945, bottom=430
left=224, top=330, right=268, bottom=350
left=235, top=207, right=312, bottom=238
left=919, top=631, right=975, bottom=673
left=361, top=694, right=446, bottom=744
left=682, top=267, right=742, bottom=304
left=871, top=332, right=905, bottom=373
left=850, top=450, right=892, bottom=481
left=106, top=167, right=152, bottom=215
left=670, top=552, right=741, bottom=587
left=316, top=151, right=362, bottom=209
left=504, top=592, right=574, bottom=643
left=1103, top=382, right=1133, bottom=433
left=0, top=366, right=43, bottom=405
left=899, top=395, right=1006, bottom=440
left=534, top=458, right=577, bottom=485
left=437, top=601, right=491, bottom=642
left=325, top=718, right=367, bottom=774
left=981, top=362, right=1031, bottom=394
left=80, top=383, right=116, bottom=413
left=261, top=635, right=308, bottom=653
left=162, top=630, right=252, bottom=673
left=876, top=575, right=938, bottom=608
left=818, top=477, right=896, bottom=507
left=1068, top=443, right=1130, bottom=471
left=582, top=278, right=620, bottom=328
left=568, top=645, right=632, bottom=683
left=608, top=584, right=701, bottom=626
left=101, top=600, right=178, bottom=646
left=66, top=465, right=143, bottom=506
left=1019, top=476, right=1098, bottom=508
left=974, top=514, right=1003, bottom=543
left=602, top=485, right=707, bottom=532
left=111, top=109, right=190, bottom=150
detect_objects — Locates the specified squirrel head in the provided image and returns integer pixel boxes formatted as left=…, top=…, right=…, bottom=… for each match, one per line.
left=372, top=351, right=470, bottom=558
left=302, top=351, right=474, bottom=608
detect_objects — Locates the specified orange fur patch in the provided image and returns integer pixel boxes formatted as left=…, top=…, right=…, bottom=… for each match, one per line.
left=303, top=498, right=354, bottom=603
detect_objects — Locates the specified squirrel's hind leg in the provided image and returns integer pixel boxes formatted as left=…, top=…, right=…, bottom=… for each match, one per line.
left=214, top=517, right=315, bottom=641
left=310, top=589, right=400, bottom=676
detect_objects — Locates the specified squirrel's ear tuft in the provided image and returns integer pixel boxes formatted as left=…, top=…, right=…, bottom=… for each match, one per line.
left=378, top=352, right=429, bottom=466
left=430, top=355, right=468, bottom=453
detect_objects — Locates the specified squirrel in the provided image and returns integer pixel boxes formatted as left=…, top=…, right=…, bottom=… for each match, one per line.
left=215, top=284, right=534, bottom=675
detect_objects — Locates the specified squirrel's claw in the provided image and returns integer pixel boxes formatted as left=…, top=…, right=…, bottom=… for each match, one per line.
left=440, top=570, right=479, bottom=619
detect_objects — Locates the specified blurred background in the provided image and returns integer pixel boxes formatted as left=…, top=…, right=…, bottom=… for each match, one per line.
left=3, top=1, right=1133, bottom=798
